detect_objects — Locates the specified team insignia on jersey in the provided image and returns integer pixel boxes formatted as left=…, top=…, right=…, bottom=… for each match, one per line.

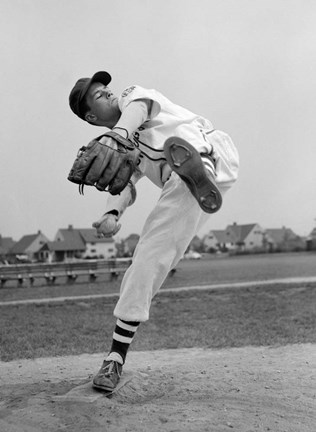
left=121, top=86, right=136, bottom=97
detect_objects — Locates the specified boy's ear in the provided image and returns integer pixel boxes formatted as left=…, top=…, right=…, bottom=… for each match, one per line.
left=85, top=112, right=97, bottom=123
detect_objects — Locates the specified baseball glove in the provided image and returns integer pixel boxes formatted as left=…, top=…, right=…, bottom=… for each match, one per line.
left=67, top=131, right=140, bottom=195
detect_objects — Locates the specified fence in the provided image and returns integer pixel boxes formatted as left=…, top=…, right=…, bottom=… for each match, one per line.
left=0, top=258, right=132, bottom=288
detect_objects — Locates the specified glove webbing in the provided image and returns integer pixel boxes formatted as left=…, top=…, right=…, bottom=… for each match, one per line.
left=78, top=131, right=137, bottom=195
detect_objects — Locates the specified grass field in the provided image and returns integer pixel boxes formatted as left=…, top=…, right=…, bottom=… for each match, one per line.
left=1, top=252, right=316, bottom=362
left=1, top=257, right=316, bottom=361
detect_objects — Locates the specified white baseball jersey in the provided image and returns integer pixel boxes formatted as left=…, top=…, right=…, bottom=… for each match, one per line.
left=105, top=85, right=233, bottom=215
left=119, top=85, right=215, bottom=187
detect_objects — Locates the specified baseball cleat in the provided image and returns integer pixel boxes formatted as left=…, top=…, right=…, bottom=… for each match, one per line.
left=164, top=137, right=222, bottom=213
left=92, top=359, right=122, bottom=391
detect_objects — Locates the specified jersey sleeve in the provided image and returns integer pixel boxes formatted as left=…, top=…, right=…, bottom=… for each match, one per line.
left=118, top=85, right=161, bottom=121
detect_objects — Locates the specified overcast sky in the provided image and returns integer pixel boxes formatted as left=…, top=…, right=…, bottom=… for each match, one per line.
left=1, top=0, right=316, bottom=241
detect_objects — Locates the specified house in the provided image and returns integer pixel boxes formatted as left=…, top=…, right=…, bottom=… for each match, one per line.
left=186, top=235, right=204, bottom=253
left=306, top=226, right=316, bottom=251
left=265, top=227, right=305, bottom=252
left=53, top=225, right=116, bottom=261
left=203, top=223, right=265, bottom=253
left=8, top=231, right=50, bottom=262
left=0, top=235, right=16, bottom=263
left=225, top=222, right=265, bottom=251
left=124, top=234, right=140, bottom=256
left=203, top=230, right=234, bottom=252
left=79, top=228, right=116, bottom=258
left=36, top=239, right=85, bottom=263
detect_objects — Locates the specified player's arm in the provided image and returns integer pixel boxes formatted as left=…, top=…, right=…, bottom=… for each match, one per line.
left=88, top=94, right=155, bottom=237
left=92, top=100, right=151, bottom=236
left=98, top=99, right=152, bottom=143
left=114, top=98, right=153, bottom=137
left=92, top=169, right=143, bottom=237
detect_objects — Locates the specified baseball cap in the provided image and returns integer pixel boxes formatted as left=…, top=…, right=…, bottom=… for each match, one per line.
left=69, top=71, right=112, bottom=119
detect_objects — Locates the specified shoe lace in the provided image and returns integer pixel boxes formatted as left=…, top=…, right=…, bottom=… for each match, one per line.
left=101, top=361, right=120, bottom=377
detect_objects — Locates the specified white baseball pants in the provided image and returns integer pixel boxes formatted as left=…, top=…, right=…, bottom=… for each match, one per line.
left=114, top=130, right=239, bottom=322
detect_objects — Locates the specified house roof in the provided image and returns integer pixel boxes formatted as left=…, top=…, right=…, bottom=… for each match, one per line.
left=77, top=228, right=113, bottom=244
left=308, top=227, right=316, bottom=238
left=0, top=237, right=15, bottom=254
left=58, top=227, right=114, bottom=246
left=57, top=229, right=86, bottom=249
left=211, top=230, right=231, bottom=243
left=125, top=234, right=140, bottom=241
left=9, top=234, right=39, bottom=254
left=226, top=223, right=258, bottom=242
left=37, top=227, right=115, bottom=253
left=265, top=227, right=297, bottom=243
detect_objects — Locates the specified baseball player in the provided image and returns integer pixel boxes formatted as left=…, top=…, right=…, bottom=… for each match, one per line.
left=68, top=71, right=239, bottom=391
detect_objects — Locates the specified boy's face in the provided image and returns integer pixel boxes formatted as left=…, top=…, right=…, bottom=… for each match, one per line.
left=84, top=82, right=121, bottom=127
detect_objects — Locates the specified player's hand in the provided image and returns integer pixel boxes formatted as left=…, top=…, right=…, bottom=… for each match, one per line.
left=92, top=213, right=121, bottom=238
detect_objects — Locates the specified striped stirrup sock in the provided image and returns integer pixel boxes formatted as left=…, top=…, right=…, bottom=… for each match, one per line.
left=201, top=155, right=216, bottom=178
left=106, top=319, right=140, bottom=364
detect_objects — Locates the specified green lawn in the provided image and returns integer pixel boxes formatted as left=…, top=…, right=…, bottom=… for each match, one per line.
left=1, top=283, right=315, bottom=362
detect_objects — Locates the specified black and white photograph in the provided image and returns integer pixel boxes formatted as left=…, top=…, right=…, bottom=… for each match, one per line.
left=1, top=1, right=315, bottom=431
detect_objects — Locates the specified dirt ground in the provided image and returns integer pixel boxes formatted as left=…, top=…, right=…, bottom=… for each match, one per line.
left=1, top=344, right=315, bottom=432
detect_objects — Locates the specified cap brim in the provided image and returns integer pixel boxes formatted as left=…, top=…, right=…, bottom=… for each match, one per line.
left=90, top=71, right=112, bottom=87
